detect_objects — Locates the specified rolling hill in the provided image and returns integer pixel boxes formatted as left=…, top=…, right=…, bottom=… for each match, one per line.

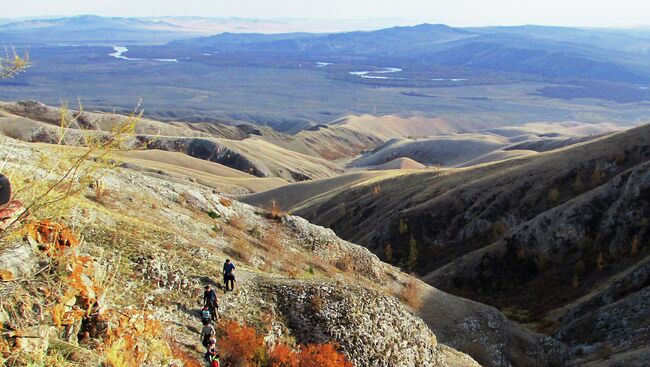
left=241, top=123, right=650, bottom=365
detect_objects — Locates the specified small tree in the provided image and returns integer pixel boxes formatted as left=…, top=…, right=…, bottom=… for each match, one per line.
left=408, top=235, right=418, bottom=270
left=548, top=188, right=560, bottom=204
left=372, top=185, right=381, bottom=197
left=631, top=235, right=640, bottom=256
left=398, top=218, right=409, bottom=236
left=384, top=243, right=393, bottom=262
left=591, top=167, right=605, bottom=187
left=597, top=252, right=605, bottom=271
left=573, top=174, right=584, bottom=192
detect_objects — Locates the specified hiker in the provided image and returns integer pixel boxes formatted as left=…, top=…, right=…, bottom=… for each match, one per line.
left=200, top=320, right=216, bottom=352
left=203, top=285, right=219, bottom=321
left=223, top=259, right=236, bottom=291
left=209, top=352, right=221, bottom=367
left=205, top=345, right=218, bottom=364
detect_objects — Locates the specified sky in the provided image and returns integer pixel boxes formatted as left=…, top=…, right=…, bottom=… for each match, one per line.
left=1, top=0, right=649, bottom=28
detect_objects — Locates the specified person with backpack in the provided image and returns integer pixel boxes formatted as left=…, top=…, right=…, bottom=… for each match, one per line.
left=200, top=320, right=216, bottom=351
left=223, top=259, right=236, bottom=291
left=201, top=306, right=211, bottom=324
left=203, top=285, right=218, bottom=321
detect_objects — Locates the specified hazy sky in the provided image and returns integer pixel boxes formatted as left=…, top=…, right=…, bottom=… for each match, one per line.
left=3, top=0, right=649, bottom=27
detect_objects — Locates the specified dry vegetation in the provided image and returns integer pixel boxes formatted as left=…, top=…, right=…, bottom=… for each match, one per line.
left=398, top=279, right=423, bottom=311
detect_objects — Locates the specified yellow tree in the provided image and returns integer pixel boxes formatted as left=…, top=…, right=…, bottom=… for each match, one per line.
left=0, top=50, right=30, bottom=79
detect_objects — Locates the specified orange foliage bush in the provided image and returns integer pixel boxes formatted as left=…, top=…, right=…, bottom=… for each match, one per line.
left=170, top=341, right=204, bottom=367
left=298, top=343, right=353, bottom=367
left=217, top=320, right=265, bottom=367
left=26, top=219, right=79, bottom=255
left=219, top=197, right=233, bottom=207
left=268, top=343, right=299, bottom=367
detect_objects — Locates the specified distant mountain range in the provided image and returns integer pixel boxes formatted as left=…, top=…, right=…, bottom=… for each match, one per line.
left=4, top=16, right=650, bottom=84
left=142, top=22, right=650, bottom=84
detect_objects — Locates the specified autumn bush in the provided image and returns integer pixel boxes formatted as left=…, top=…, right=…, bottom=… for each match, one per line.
left=268, top=343, right=300, bottom=367
left=268, top=342, right=352, bottom=367
left=214, top=319, right=353, bottom=367
left=103, top=311, right=171, bottom=367
left=298, top=343, right=353, bottom=367
left=217, top=320, right=266, bottom=367
left=267, top=200, right=284, bottom=221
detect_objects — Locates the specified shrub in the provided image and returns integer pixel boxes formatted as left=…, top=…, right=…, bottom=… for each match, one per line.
left=170, top=341, right=203, bottom=367
left=398, top=218, right=409, bottom=235
left=92, top=179, right=109, bottom=204
left=372, top=185, right=381, bottom=197
left=597, top=343, right=613, bottom=360
left=287, top=268, right=300, bottom=279
left=250, top=225, right=263, bottom=240
left=631, top=235, right=640, bottom=256
left=491, top=220, right=509, bottom=241
left=398, top=279, right=423, bottom=310
left=298, top=343, right=352, bottom=367
left=207, top=210, right=221, bottom=219
left=597, top=252, right=605, bottom=271
left=0, top=50, right=30, bottom=79
left=573, top=174, right=584, bottom=192
left=268, top=344, right=299, bottom=367
left=384, top=243, right=393, bottom=262
left=268, top=200, right=284, bottom=220
left=548, top=188, right=560, bottom=204
left=228, top=215, right=246, bottom=231
left=310, top=293, right=323, bottom=313
left=219, top=197, right=232, bottom=207
left=334, top=255, right=354, bottom=272
left=591, top=167, right=605, bottom=186
left=500, top=307, right=531, bottom=323
left=217, top=320, right=265, bottom=367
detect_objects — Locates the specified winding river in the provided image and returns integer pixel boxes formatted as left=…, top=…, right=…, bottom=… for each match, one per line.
left=109, top=46, right=178, bottom=62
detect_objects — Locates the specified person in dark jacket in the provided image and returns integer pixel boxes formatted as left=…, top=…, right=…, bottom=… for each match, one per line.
left=223, top=259, right=236, bottom=291
left=203, top=285, right=218, bottom=321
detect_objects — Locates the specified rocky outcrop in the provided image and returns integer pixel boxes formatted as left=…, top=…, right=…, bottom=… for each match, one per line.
left=270, top=281, right=467, bottom=367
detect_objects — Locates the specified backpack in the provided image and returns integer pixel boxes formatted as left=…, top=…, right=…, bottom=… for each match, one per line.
left=211, top=359, right=220, bottom=367
left=202, top=309, right=211, bottom=319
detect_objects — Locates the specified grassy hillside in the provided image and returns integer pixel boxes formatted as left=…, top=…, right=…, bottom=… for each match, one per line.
left=0, top=136, right=567, bottom=367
